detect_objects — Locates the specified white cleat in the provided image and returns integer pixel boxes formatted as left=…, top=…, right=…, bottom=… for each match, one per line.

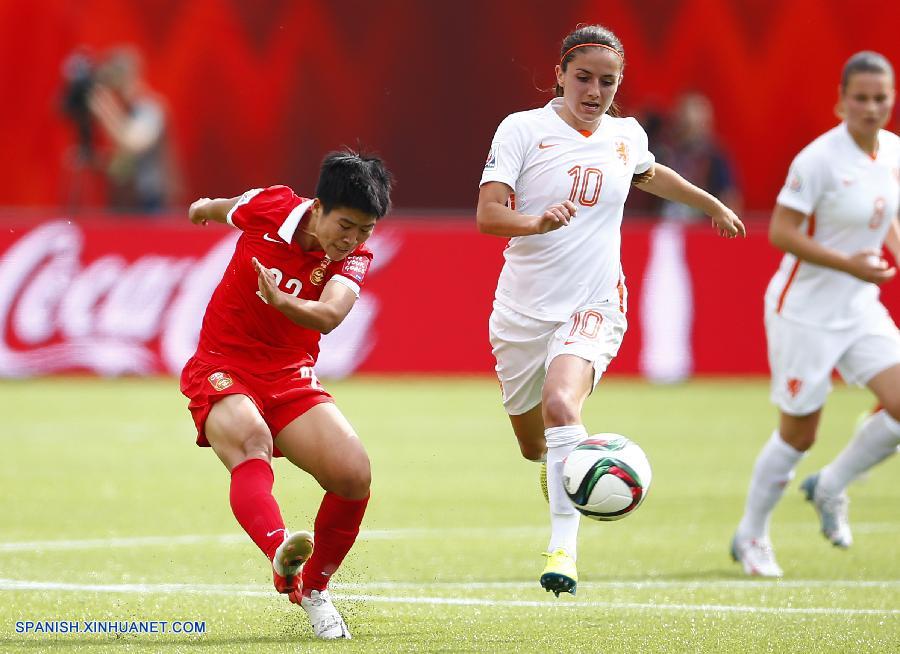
left=300, top=589, right=352, bottom=640
left=800, top=473, right=853, bottom=549
left=730, top=536, right=783, bottom=578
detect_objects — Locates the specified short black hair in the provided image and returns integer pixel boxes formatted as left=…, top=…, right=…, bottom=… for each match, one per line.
left=315, top=149, right=393, bottom=219
left=841, top=51, right=894, bottom=92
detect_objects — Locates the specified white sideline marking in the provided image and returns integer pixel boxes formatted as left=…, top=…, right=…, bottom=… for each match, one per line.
left=0, top=534, right=247, bottom=552
left=0, top=528, right=545, bottom=552
left=4, top=578, right=899, bottom=592
left=2, top=524, right=896, bottom=553
left=338, top=579, right=900, bottom=590
left=0, top=579, right=895, bottom=616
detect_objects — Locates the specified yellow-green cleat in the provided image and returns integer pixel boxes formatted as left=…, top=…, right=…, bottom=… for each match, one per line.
left=540, top=548, right=577, bottom=596
left=539, top=461, right=548, bottom=503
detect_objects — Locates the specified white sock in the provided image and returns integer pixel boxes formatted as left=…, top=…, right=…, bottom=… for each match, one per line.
left=736, top=430, right=804, bottom=542
left=817, top=410, right=900, bottom=496
left=545, top=424, right=588, bottom=558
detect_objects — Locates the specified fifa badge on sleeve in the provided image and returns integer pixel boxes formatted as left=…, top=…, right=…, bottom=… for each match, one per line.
left=484, top=145, right=497, bottom=170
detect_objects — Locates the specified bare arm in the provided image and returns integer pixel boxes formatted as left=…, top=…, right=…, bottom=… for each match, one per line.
left=189, top=197, right=240, bottom=226
left=635, top=164, right=746, bottom=238
left=253, top=258, right=355, bottom=334
left=476, top=181, right=576, bottom=237
left=769, top=204, right=896, bottom=284
left=885, top=216, right=900, bottom=265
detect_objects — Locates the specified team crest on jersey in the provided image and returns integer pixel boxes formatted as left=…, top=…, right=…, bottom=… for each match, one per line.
left=786, top=377, right=803, bottom=398
left=787, top=170, right=803, bottom=192
left=615, top=140, right=629, bottom=165
left=310, top=256, right=331, bottom=285
left=484, top=145, right=497, bottom=170
left=208, top=371, right=234, bottom=392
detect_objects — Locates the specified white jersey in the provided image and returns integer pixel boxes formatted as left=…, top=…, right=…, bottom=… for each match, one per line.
left=480, top=98, right=655, bottom=321
left=766, top=123, right=900, bottom=329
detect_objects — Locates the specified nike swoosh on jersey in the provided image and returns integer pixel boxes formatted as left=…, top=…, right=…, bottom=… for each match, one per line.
left=266, top=528, right=286, bottom=537
left=538, top=141, right=560, bottom=149
left=563, top=339, right=577, bottom=345
left=263, top=233, right=281, bottom=243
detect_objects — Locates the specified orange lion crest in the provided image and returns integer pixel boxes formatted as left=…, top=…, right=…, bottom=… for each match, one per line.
left=615, top=140, right=629, bottom=165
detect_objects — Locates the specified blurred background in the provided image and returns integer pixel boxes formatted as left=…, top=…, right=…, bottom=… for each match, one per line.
left=1, top=0, right=899, bottom=380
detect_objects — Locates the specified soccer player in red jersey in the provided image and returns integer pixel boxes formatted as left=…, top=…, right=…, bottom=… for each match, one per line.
left=180, top=150, right=392, bottom=639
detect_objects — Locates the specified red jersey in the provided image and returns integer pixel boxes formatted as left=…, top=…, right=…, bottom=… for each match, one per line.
left=192, top=185, right=373, bottom=372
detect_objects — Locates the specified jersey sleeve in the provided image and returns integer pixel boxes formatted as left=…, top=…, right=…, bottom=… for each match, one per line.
left=226, top=185, right=297, bottom=234
left=479, top=114, right=528, bottom=191
left=328, top=248, right=374, bottom=297
left=776, top=147, right=826, bottom=216
left=627, top=117, right=655, bottom=174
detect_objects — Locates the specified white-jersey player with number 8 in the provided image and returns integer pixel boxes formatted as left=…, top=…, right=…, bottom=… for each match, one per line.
left=732, top=51, right=900, bottom=577
left=476, top=23, right=745, bottom=596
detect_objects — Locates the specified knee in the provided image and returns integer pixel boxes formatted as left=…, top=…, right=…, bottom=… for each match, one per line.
left=879, top=400, right=900, bottom=424
left=207, top=405, right=273, bottom=466
left=541, top=388, right=579, bottom=427
left=330, top=453, right=371, bottom=499
left=780, top=428, right=816, bottom=452
left=240, top=424, right=273, bottom=461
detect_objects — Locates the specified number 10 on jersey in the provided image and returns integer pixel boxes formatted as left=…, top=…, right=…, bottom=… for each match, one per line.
left=567, top=166, right=603, bottom=207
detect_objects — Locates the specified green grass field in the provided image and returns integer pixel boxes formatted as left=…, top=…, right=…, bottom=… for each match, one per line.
left=2, top=377, right=897, bottom=653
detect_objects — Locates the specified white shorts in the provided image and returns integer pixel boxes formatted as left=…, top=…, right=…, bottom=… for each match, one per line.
left=766, top=303, right=900, bottom=416
left=489, top=300, right=627, bottom=416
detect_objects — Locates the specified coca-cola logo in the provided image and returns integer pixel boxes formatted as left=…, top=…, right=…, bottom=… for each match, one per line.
left=0, top=222, right=236, bottom=376
left=0, top=221, right=398, bottom=378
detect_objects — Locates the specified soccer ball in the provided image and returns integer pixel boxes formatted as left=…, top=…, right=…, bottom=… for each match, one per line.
left=562, top=434, right=652, bottom=521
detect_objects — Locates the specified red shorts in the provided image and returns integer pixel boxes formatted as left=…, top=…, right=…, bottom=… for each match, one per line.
left=179, top=356, right=334, bottom=456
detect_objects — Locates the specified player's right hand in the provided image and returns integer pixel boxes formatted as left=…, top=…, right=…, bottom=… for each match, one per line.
left=189, top=198, right=213, bottom=226
left=534, top=201, right=577, bottom=234
left=252, top=257, right=282, bottom=306
left=845, top=249, right=897, bottom=284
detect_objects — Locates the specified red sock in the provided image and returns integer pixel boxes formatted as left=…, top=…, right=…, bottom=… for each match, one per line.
left=229, top=458, right=286, bottom=562
left=301, top=492, right=369, bottom=592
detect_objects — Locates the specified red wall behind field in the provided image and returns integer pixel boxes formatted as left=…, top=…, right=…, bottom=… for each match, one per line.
left=2, top=0, right=899, bottom=212
left=1, top=215, right=898, bottom=378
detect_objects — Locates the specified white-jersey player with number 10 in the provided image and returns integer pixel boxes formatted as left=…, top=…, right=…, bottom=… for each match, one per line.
left=476, top=23, right=745, bottom=597
left=732, top=51, right=900, bottom=577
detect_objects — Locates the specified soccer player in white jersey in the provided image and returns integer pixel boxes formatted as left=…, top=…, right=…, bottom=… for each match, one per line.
left=476, top=24, right=745, bottom=596
left=732, top=51, right=900, bottom=577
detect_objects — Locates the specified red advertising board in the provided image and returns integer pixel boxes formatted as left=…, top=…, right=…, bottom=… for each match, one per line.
left=1, top=216, right=898, bottom=378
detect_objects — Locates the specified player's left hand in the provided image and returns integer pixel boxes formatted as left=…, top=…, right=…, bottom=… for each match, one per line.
left=252, top=257, right=282, bottom=306
left=710, top=207, right=746, bottom=239
left=189, top=198, right=213, bottom=226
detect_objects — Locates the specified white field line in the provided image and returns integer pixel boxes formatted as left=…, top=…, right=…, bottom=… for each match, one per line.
left=0, top=528, right=546, bottom=552
left=2, top=524, right=896, bottom=553
left=0, top=529, right=532, bottom=552
left=0, top=534, right=247, bottom=552
left=3, top=578, right=900, bottom=592
left=338, top=580, right=900, bottom=590
left=0, top=579, right=896, bottom=616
